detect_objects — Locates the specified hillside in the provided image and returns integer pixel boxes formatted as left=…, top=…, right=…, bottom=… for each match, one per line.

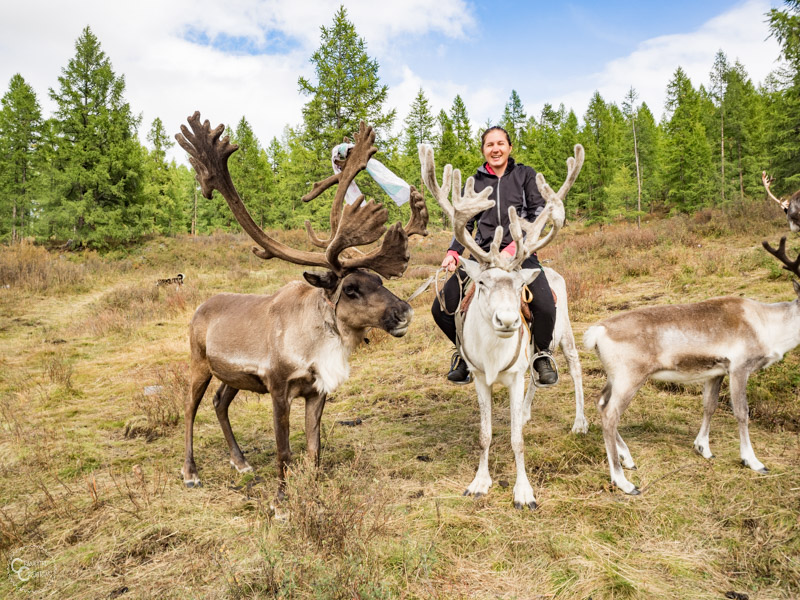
left=1, top=203, right=799, bottom=599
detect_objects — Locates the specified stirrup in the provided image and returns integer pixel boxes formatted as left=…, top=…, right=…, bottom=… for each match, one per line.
left=530, top=349, right=559, bottom=388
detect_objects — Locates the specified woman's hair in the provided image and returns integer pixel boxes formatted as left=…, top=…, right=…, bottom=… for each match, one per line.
left=480, top=126, right=511, bottom=148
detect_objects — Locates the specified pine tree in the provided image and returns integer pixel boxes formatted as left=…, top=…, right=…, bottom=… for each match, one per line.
left=663, top=67, right=715, bottom=212
left=228, top=117, right=271, bottom=228
left=579, top=92, right=625, bottom=222
left=449, top=95, right=473, bottom=154
left=298, top=6, right=395, bottom=163
left=435, top=109, right=458, bottom=171
left=144, top=117, right=188, bottom=235
left=635, top=103, right=664, bottom=212
left=709, top=50, right=730, bottom=203
left=622, top=87, right=644, bottom=226
left=500, top=90, right=527, bottom=147
left=403, top=88, right=435, bottom=156
left=0, top=74, right=42, bottom=242
left=767, top=0, right=800, bottom=190
left=42, top=26, right=146, bottom=248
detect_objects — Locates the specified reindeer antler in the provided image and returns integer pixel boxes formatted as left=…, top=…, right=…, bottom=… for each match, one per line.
left=763, top=236, right=800, bottom=277
left=176, top=112, right=427, bottom=278
left=763, top=171, right=789, bottom=211
left=419, top=144, right=505, bottom=266
left=419, top=143, right=584, bottom=271
left=506, top=144, right=583, bottom=270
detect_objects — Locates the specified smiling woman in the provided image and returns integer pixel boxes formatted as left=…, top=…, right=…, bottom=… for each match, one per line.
left=432, top=126, right=559, bottom=386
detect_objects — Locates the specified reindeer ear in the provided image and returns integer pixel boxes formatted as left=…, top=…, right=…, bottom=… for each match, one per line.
left=304, top=270, right=340, bottom=291
left=520, top=268, right=542, bottom=286
left=461, top=258, right=482, bottom=281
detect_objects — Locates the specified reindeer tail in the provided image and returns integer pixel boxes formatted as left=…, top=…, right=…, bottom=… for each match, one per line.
left=583, top=325, right=605, bottom=352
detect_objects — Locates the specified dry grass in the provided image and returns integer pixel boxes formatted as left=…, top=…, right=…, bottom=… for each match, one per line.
left=1, top=208, right=799, bottom=599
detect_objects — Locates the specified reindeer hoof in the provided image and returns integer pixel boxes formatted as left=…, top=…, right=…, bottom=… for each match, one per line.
left=230, top=459, right=253, bottom=473
left=514, top=500, right=538, bottom=510
left=757, top=467, right=769, bottom=474
left=627, top=465, right=637, bottom=471
left=627, top=487, right=641, bottom=496
left=184, top=480, right=202, bottom=488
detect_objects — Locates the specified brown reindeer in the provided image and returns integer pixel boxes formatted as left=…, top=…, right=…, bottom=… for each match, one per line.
left=175, top=113, right=428, bottom=493
left=762, top=171, right=800, bottom=232
left=584, top=237, right=800, bottom=495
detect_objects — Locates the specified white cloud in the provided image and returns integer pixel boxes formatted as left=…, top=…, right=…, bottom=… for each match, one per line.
left=0, top=0, right=785, bottom=165
left=0, top=0, right=473, bottom=163
left=547, top=0, right=782, bottom=121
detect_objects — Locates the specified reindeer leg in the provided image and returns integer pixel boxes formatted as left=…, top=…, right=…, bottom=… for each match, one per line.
left=510, top=374, right=537, bottom=509
left=465, top=376, right=493, bottom=498
left=598, top=377, right=642, bottom=495
left=730, top=370, right=767, bottom=473
left=693, top=376, right=722, bottom=459
left=615, top=431, right=636, bottom=470
left=304, top=393, right=327, bottom=468
left=271, top=386, right=293, bottom=501
left=183, top=364, right=212, bottom=487
left=212, top=384, right=251, bottom=473
left=559, top=325, right=588, bottom=434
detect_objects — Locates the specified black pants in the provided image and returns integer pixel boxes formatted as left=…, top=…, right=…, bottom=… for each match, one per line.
left=431, top=256, right=556, bottom=351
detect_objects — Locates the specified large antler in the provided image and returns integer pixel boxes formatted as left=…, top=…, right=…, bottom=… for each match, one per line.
left=419, top=143, right=584, bottom=270
left=762, top=171, right=789, bottom=211
left=763, top=236, right=800, bottom=278
left=176, top=112, right=426, bottom=278
left=506, top=144, right=584, bottom=270
left=419, top=144, right=505, bottom=266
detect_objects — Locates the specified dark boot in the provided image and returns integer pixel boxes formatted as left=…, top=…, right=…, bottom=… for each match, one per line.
left=447, top=351, right=472, bottom=384
left=533, top=350, right=558, bottom=385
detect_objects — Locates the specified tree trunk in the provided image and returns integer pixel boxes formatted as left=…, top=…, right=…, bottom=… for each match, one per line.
left=192, top=187, right=197, bottom=236
left=632, top=118, right=642, bottom=229
left=737, top=139, right=744, bottom=200
left=720, top=110, right=725, bottom=204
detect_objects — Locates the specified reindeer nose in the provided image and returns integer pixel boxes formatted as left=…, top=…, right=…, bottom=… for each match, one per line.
left=493, top=309, right=520, bottom=332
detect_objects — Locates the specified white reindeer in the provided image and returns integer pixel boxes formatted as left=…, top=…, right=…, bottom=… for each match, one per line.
left=584, top=237, right=800, bottom=495
left=420, top=144, right=585, bottom=509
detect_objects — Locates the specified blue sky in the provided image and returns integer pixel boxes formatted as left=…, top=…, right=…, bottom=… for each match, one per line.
left=0, top=0, right=785, bottom=162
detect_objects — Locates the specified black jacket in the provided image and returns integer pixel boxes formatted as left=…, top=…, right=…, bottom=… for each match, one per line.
left=448, top=157, right=546, bottom=254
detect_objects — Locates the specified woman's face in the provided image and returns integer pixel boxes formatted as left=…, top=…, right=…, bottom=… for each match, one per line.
left=482, top=130, right=512, bottom=172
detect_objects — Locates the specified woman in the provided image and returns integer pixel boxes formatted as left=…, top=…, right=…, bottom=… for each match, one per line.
left=431, top=126, right=557, bottom=385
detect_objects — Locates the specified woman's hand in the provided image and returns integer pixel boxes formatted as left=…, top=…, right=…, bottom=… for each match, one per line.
left=441, top=252, right=459, bottom=272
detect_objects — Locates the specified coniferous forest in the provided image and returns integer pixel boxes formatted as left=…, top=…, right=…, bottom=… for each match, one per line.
left=1, top=3, right=799, bottom=249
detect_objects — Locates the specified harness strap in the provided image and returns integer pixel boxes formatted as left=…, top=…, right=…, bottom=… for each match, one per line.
left=456, top=283, right=525, bottom=375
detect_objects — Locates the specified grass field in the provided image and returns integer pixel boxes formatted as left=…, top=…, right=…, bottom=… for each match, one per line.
left=1, top=202, right=799, bottom=599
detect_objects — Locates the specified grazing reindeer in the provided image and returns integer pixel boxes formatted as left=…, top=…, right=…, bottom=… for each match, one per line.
left=156, top=273, right=184, bottom=287
left=175, top=113, right=428, bottom=493
left=420, top=143, right=585, bottom=509
left=762, top=171, right=800, bottom=232
left=584, top=236, right=800, bottom=495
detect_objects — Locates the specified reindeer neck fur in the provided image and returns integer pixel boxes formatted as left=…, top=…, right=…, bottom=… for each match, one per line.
left=461, top=265, right=529, bottom=385
left=753, top=297, right=800, bottom=361
left=308, top=285, right=365, bottom=394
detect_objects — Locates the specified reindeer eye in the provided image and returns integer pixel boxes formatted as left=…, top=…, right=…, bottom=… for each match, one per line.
left=343, top=284, right=359, bottom=299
